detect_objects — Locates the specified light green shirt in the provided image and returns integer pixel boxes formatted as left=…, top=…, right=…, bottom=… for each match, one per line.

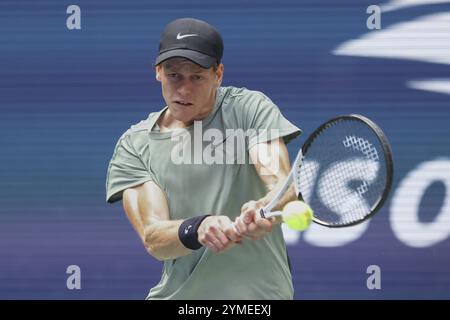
left=106, top=86, right=301, bottom=299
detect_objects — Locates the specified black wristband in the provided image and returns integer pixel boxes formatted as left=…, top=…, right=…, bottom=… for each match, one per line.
left=178, top=215, right=210, bottom=250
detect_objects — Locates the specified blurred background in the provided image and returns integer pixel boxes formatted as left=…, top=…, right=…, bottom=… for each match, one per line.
left=0, top=0, right=449, bottom=299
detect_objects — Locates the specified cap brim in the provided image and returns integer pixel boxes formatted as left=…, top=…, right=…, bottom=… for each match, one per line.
left=154, top=49, right=216, bottom=68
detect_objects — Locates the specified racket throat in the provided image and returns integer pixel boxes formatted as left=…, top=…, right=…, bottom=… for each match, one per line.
left=259, top=208, right=266, bottom=219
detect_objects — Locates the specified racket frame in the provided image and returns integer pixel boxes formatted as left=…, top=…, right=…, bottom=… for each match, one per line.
left=260, top=114, right=394, bottom=228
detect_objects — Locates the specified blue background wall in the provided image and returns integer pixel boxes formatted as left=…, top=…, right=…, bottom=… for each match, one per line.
left=1, top=0, right=449, bottom=299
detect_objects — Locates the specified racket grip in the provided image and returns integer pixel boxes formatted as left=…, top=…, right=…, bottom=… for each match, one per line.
left=263, top=210, right=282, bottom=219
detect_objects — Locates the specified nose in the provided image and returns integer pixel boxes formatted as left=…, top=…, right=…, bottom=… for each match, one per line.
left=177, top=79, right=193, bottom=97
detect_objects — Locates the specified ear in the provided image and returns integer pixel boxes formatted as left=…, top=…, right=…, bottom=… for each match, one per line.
left=155, top=66, right=162, bottom=82
left=215, top=63, right=224, bottom=87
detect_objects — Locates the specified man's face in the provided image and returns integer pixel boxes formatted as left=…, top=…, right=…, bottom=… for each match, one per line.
left=156, top=58, right=223, bottom=125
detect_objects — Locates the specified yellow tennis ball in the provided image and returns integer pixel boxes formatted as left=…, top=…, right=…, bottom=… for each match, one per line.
left=282, top=201, right=314, bottom=231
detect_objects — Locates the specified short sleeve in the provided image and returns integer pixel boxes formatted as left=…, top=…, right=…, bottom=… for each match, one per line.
left=244, top=91, right=302, bottom=149
left=105, top=132, right=155, bottom=203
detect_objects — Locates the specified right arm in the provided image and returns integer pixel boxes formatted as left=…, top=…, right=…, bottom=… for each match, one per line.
left=122, top=181, right=241, bottom=261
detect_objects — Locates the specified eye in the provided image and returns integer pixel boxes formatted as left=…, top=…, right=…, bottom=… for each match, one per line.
left=193, top=75, right=203, bottom=81
left=167, top=73, right=179, bottom=79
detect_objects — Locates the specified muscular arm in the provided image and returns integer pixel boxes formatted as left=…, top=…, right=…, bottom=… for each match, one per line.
left=123, top=181, right=241, bottom=260
left=235, top=138, right=297, bottom=238
left=251, top=137, right=297, bottom=212
left=122, top=181, right=191, bottom=261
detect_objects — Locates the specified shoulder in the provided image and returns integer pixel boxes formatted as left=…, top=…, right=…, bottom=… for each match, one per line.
left=120, top=112, right=159, bottom=139
left=221, top=86, right=273, bottom=108
left=220, top=86, right=276, bottom=118
left=219, top=86, right=279, bottom=128
left=113, top=112, right=159, bottom=150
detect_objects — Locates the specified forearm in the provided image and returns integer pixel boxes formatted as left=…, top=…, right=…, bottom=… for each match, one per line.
left=259, top=178, right=297, bottom=212
left=123, top=184, right=193, bottom=261
left=143, top=219, right=192, bottom=261
left=250, top=138, right=296, bottom=218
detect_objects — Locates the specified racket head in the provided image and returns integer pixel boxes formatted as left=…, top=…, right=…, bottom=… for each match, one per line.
left=294, top=114, right=394, bottom=227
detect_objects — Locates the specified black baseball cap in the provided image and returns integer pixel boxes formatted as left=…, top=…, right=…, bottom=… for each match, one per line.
left=154, top=18, right=224, bottom=68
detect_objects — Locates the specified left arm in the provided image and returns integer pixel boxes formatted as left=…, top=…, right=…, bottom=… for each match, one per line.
left=234, top=138, right=297, bottom=240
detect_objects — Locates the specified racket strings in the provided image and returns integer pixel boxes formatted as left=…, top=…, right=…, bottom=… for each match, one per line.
left=299, top=119, right=388, bottom=226
left=343, top=135, right=379, bottom=162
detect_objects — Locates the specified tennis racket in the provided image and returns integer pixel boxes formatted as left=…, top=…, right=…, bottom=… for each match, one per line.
left=259, top=114, right=393, bottom=228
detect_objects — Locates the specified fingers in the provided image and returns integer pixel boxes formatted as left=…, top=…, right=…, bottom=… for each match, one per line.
left=196, top=210, right=273, bottom=253
left=202, top=239, right=221, bottom=253
left=219, top=218, right=242, bottom=243
left=234, top=217, right=273, bottom=240
left=234, top=216, right=248, bottom=236
left=198, top=216, right=242, bottom=253
left=204, top=227, right=229, bottom=252
left=255, top=216, right=273, bottom=233
left=241, top=210, right=255, bottom=224
left=241, top=200, right=260, bottom=220
left=235, top=201, right=274, bottom=239
left=235, top=202, right=274, bottom=240
left=224, top=225, right=242, bottom=243
left=240, top=201, right=253, bottom=212
left=201, top=225, right=231, bottom=252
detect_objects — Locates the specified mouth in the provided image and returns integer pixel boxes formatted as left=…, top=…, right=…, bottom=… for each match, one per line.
left=173, top=100, right=193, bottom=107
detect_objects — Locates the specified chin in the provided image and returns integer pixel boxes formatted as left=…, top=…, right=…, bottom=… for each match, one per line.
left=170, top=109, right=194, bottom=124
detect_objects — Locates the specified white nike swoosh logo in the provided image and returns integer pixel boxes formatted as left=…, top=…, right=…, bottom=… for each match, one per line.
left=176, top=33, right=199, bottom=40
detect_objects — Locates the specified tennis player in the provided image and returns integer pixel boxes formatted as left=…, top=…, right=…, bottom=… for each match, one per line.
left=106, top=18, right=301, bottom=299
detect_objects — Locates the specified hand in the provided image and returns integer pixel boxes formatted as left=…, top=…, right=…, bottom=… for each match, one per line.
left=197, top=216, right=242, bottom=253
left=234, top=200, right=274, bottom=240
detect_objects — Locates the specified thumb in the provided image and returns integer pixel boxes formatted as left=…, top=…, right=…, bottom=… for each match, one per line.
left=242, top=210, right=255, bottom=224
